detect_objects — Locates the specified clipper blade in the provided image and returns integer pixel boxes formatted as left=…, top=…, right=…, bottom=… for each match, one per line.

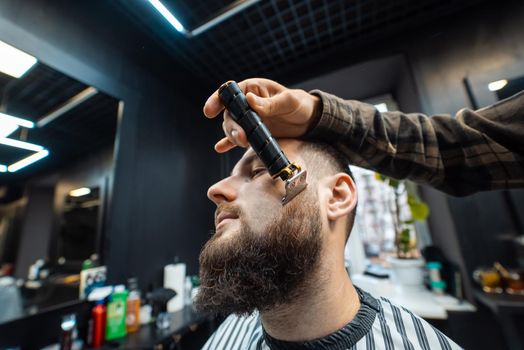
left=282, top=170, right=308, bottom=205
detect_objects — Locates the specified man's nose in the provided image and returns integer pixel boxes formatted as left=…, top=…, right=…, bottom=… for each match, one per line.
left=207, top=177, right=238, bottom=205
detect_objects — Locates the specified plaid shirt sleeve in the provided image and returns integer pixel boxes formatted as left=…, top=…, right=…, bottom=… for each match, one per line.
left=305, top=89, right=524, bottom=196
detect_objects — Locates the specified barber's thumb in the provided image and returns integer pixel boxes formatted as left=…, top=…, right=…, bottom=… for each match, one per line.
left=247, top=92, right=273, bottom=117
left=232, top=129, right=248, bottom=148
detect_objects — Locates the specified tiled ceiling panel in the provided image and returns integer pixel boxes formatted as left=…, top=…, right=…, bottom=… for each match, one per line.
left=118, top=0, right=487, bottom=84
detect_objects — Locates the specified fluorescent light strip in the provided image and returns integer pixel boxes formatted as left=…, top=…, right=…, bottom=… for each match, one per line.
left=8, top=149, right=49, bottom=172
left=69, top=187, right=91, bottom=197
left=37, top=87, right=98, bottom=127
left=0, top=40, right=38, bottom=78
left=0, top=137, right=43, bottom=152
left=147, top=0, right=260, bottom=38
left=191, top=0, right=261, bottom=37
left=148, top=0, right=186, bottom=33
left=0, top=122, right=19, bottom=138
left=0, top=164, right=6, bottom=172
left=0, top=112, right=34, bottom=128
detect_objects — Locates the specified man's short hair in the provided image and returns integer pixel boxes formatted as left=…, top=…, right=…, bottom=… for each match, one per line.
left=298, top=141, right=357, bottom=241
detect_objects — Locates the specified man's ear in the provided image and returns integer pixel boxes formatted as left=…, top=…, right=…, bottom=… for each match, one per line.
left=325, top=173, right=357, bottom=221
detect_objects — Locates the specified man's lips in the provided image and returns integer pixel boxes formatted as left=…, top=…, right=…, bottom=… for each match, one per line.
left=215, top=211, right=239, bottom=228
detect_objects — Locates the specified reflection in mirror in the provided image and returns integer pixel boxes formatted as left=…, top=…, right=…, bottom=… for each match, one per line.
left=59, top=186, right=101, bottom=269
left=0, top=40, right=121, bottom=324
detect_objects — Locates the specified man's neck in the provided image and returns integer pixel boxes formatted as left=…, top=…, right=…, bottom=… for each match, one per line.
left=260, top=263, right=361, bottom=342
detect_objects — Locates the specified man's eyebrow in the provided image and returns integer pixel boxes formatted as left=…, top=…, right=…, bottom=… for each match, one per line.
left=230, top=154, right=259, bottom=176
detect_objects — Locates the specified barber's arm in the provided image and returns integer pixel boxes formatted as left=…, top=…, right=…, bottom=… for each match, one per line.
left=307, top=90, right=524, bottom=196
left=203, top=78, right=524, bottom=196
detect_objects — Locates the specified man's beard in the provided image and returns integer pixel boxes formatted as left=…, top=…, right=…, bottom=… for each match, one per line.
left=194, top=194, right=322, bottom=316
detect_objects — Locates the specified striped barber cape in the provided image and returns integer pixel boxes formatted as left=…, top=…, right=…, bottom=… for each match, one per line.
left=201, top=288, right=462, bottom=350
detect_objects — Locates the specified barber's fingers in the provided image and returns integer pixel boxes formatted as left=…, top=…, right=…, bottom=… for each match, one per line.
left=221, top=112, right=248, bottom=149
left=203, top=90, right=224, bottom=119
left=214, top=137, right=235, bottom=153
left=203, top=78, right=280, bottom=119
left=202, top=81, right=263, bottom=118
left=246, top=90, right=298, bottom=119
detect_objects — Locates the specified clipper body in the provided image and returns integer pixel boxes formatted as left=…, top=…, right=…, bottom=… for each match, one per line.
left=218, top=81, right=307, bottom=204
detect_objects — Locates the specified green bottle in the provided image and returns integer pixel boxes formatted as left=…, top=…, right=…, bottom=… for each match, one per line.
left=106, top=285, right=128, bottom=340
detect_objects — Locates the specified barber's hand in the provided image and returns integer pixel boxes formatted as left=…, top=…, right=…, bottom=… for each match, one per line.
left=203, top=78, right=321, bottom=153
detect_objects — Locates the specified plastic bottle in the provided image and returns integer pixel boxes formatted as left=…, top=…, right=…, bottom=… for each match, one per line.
left=87, top=287, right=112, bottom=348
left=184, top=276, right=192, bottom=306
left=89, top=300, right=106, bottom=347
left=126, top=278, right=141, bottom=333
left=105, top=285, right=128, bottom=340
left=59, top=314, right=76, bottom=350
left=82, top=258, right=93, bottom=271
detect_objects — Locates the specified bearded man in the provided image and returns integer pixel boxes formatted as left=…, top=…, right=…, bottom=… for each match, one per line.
left=195, top=139, right=461, bottom=350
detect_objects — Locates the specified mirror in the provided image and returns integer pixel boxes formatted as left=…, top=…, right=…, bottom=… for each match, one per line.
left=0, top=40, right=121, bottom=324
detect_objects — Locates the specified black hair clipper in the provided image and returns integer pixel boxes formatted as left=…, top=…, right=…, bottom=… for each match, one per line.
left=218, top=80, right=307, bottom=205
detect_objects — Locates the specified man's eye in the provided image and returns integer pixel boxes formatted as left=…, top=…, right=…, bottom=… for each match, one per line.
left=251, top=168, right=267, bottom=178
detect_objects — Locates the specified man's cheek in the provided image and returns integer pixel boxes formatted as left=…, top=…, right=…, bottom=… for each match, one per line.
left=245, top=198, right=282, bottom=234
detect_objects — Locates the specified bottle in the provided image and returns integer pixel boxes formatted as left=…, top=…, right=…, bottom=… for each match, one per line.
left=82, top=258, right=93, bottom=271
left=126, top=278, right=141, bottom=333
left=87, top=287, right=112, bottom=347
left=89, top=300, right=106, bottom=347
left=105, top=285, right=128, bottom=340
left=190, top=275, right=201, bottom=303
left=164, top=258, right=186, bottom=312
left=59, top=314, right=76, bottom=350
left=184, top=276, right=192, bottom=306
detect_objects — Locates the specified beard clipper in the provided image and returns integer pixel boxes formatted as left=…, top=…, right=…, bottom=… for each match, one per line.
left=218, top=80, right=308, bottom=205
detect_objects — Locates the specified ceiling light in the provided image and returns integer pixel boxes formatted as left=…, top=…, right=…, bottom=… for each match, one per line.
left=190, top=0, right=261, bottom=37
left=147, top=0, right=260, bottom=38
left=0, top=111, right=34, bottom=139
left=37, top=87, right=98, bottom=127
left=0, top=40, right=38, bottom=78
left=69, top=187, right=91, bottom=197
left=0, top=112, right=34, bottom=128
left=8, top=149, right=49, bottom=172
left=0, top=164, right=6, bottom=172
left=148, top=0, right=186, bottom=34
left=0, top=137, right=43, bottom=152
left=488, top=79, right=508, bottom=92
left=0, top=122, right=19, bottom=138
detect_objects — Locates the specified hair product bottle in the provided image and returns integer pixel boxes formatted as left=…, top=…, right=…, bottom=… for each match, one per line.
left=105, top=285, right=128, bottom=340
left=126, top=277, right=141, bottom=333
left=89, top=300, right=106, bottom=347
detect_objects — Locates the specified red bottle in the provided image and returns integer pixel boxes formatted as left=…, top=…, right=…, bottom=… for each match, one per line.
left=89, top=301, right=106, bottom=347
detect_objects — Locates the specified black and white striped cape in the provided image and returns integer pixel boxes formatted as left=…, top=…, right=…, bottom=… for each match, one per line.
left=201, top=288, right=462, bottom=350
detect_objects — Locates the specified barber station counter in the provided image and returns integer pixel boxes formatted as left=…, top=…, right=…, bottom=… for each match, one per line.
left=92, top=306, right=217, bottom=350
left=352, top=274, right=476, bottom=319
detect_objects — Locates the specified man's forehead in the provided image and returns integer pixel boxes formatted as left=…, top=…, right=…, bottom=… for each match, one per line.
left=233, top=139, right=303, bottom=171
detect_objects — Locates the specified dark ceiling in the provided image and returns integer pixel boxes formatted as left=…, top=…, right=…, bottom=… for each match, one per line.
left=0, top=64, right=119, bottom=184
left=116, top=0, right=488, bottom=86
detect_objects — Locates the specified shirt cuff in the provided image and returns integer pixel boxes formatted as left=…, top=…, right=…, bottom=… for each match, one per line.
left=304, top=89, right=353, bottom=142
